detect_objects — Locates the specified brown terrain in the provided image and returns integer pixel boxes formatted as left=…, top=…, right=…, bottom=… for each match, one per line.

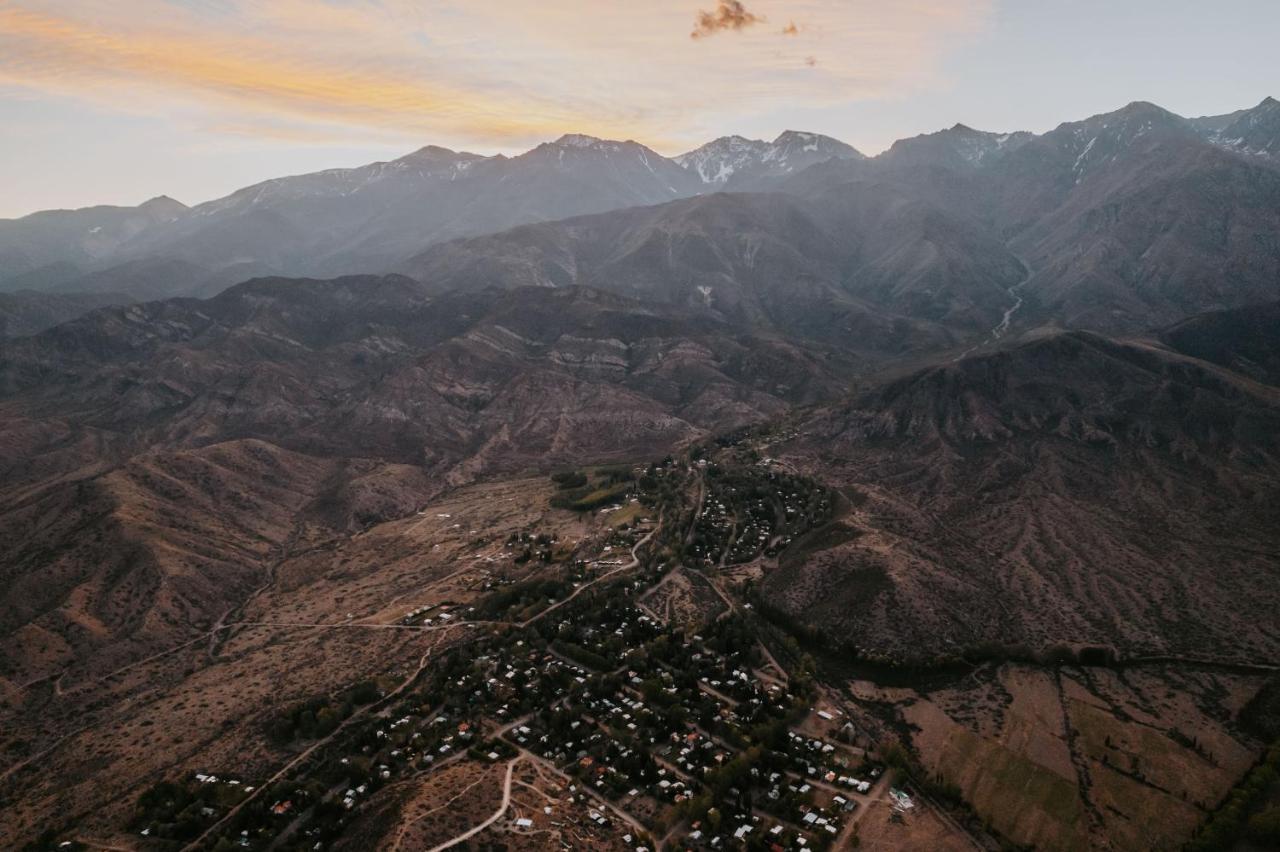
left=2, top=97, right=1280, bottom=852
left=760, top=329, right=1280, bottom=664
left=0, top=474, right=612, bottom=847
left=3, top=285, right=1279, bottom=852
left=840, top=662, right=1268, bottom=852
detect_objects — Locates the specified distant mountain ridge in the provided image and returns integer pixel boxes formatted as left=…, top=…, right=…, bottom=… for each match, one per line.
left=3, top=129, right=849, bottom=291
left=0, top=196, right=186, bottom=283
left=1, top=96, right=1277, bottom=339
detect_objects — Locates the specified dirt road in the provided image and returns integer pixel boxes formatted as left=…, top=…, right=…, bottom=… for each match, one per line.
left=422, top=758, right=518, bottom=852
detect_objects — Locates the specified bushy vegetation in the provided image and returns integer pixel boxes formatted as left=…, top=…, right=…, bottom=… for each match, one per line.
left=549, top=466, right=634, bottom=511
left=1187, top=739, right=1280, bottom=851
left=505, top=529, right=558, bottom=564
left=268, top=681, right=382, bottom=744
left=550, top=639, right=612, bottom=671
left=551, top=470, right=588, bottom=489
left=685, top=462, right=835, bottom=567
left=471, top=577, right=572, bottom=619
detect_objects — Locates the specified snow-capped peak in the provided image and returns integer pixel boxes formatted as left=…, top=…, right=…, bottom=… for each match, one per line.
left=674, top=136, right=770, bottom=184
left=675, top=131, right=862, bottom=185
left=1209, top=95, right=1280, bottom=159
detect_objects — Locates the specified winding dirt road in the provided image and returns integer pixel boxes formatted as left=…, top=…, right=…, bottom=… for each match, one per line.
left=423, top=758, right=518, bottom=852
left=518, top=520, right=659, bottom=628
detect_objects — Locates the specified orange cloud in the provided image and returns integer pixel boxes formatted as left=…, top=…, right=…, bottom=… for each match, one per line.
left=0, top=5, right=631, bottom=146
left=0, top=0, right=995, bottom=155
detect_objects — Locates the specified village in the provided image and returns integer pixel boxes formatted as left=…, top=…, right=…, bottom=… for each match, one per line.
left=113, top=455, right=920, bottom=852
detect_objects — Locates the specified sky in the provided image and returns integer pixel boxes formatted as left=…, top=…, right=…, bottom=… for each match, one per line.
left=1, top=0, right=1278, bottom=218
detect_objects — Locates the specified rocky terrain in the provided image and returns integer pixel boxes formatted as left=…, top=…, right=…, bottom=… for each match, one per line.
left=0, top=274, right=852, bottom=696
left=760, top=327, right=1280, bottom=664
left=2, top=96, right=1280, bottom=852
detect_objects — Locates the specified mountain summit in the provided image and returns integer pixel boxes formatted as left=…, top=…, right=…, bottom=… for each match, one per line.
left=674, top=130, right=862, bottom=187
left=3, top=97, right=1278, bottom=318
left=1210, top=95, right=1280, bottom=158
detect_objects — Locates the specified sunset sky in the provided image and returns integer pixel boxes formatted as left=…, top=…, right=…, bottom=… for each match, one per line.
left=1, top=0, right=1277, bottom=218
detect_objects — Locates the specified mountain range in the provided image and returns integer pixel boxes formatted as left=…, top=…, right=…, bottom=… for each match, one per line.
left=3, top=96, right=1277, bottom=341
left=0, top=129, right=857, bottom=299
left=3, top=96, right=1280, bottom=852
left=2, top=95, right=1278, bottom=675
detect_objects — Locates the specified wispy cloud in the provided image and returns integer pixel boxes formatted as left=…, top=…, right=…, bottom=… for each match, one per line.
left=691, top=1, right=764, bottom=39
left=0, top=0, right=994, bottom=153
left=0, top=5, right=613, bottom=147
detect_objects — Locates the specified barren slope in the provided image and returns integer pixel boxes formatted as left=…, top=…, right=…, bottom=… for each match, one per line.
left=763, top=329, right=1280, bottom=663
